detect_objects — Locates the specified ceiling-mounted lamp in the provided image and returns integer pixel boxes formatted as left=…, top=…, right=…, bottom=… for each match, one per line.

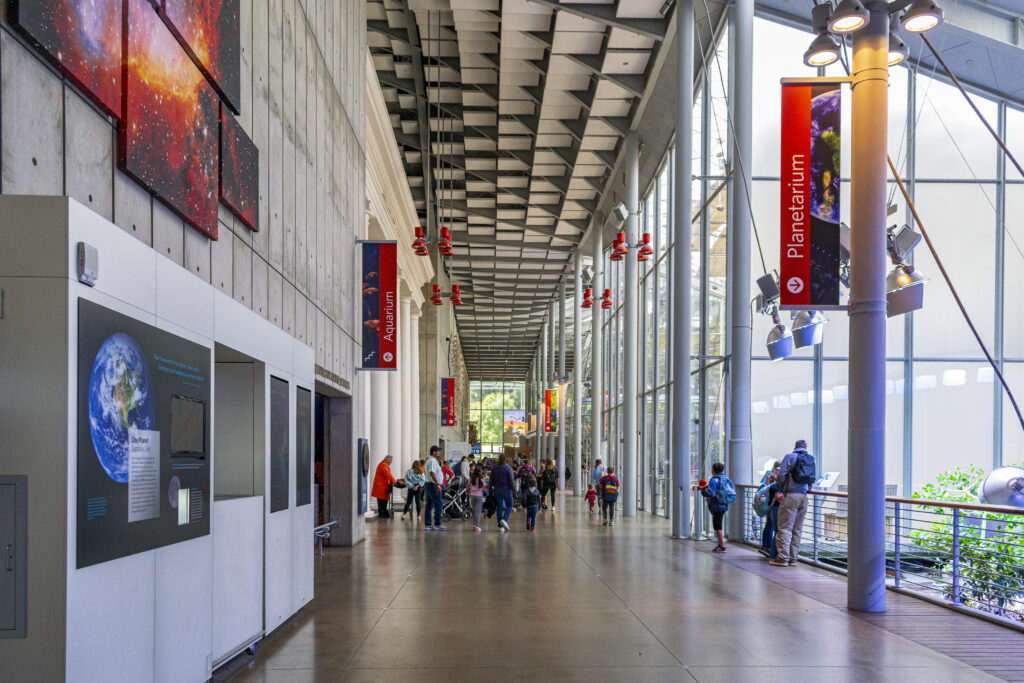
left=637, top=233, right=654, bottom=261
left=885, top=223, right=927, bottom=316
left=430, top=284, right=443, bottom=306
left=803, top=4, right=840, bottom=67
left=412, top=226, right=428, bottom=255
left=791, top=310, right=828, bottom=349
left=900, top=0, right=943, bottom=32
left=581, top=287, right=594, bottom=309
left=610, top=232, right=628, bottom=261
left=888, top=16, right=908, bottom=65
left=450, top=284, right=463, bottom=305
left=766, top=306, right=794, bottom=361
left=438, top=226, right=453, bottom=256
left=828, top=0, right=869, bottom=34
left=600, top=288, right=613, bottom=309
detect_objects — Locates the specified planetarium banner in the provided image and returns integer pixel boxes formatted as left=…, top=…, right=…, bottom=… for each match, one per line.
left=77, top=298, right=211, bottom=569
left=780, top=82, right=842, bottom=309
left=360, top=241, right=398, bottom=370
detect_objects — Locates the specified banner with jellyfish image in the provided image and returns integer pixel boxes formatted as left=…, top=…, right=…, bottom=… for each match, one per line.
left=780, top=82, right=842, bottom=308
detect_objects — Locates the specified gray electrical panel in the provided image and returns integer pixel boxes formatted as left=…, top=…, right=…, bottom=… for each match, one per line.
left=0, top=476, right=27, bottom=638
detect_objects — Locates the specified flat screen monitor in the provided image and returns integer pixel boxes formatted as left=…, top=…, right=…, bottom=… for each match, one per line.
left=170, top=395, right=205, bottom=457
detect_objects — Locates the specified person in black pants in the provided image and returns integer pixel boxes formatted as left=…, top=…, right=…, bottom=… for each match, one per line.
left=541, top=459, right=557, bottom=510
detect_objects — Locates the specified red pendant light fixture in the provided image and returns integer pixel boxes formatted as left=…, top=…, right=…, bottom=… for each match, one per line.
left=430, top=284, right=443, bottom=306
left=637, top=232, right=654, bottom=261
left=581, top=287, right=594, bottom=308
left=600, top=288, right=613, bottom=309
left=610, top=231, right=628, bottom=261
left=438, top=226, right=453, bottom=256
left=450, top=283, right=463, bottom=305
left=412, top=226, right=429, bottom=255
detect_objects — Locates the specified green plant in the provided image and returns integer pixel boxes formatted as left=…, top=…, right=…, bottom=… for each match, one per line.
left=910, top=464, right=1024, bottom=620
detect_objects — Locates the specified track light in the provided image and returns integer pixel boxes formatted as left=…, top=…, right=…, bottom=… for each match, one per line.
left=828, top=0, right=869, bottom=34
left=600, top=288, right=613, bottom=309
left=581, top=287, right=594, bottom=309
left=766, top=306, right=794, bottom=361
left=430, top=284, right=443, bottom=306
left=804, top=32, right=840, bottom=67
left=637, top=232, right=654, bottom=261
left=792, top=310, right=828, bottom=349
left=901, top=0, right=943, bottom=32
left=888, top=17, right=908, bottom=65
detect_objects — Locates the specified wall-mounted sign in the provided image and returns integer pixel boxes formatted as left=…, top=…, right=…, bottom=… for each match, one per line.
left=544, top=389, right=555, bottom=433
left=359, top=241, right=398, bottom=370
left=77, top=299, right=210, bottom=568
left=441, top=377, right=456, bottom=427
left=780, top=81, right=842, bottom=309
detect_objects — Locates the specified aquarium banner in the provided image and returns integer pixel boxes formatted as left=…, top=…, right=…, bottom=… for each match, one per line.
left=441, top=377, right=456, bottom=427
left=76, top=298, right=211, bottom=568
left=360, top=241, right=398, bottom=370
left=780, top=82, right=842, bottom=308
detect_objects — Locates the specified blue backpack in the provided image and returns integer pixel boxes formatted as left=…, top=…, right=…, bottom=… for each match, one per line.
left=753, top=483, right=771, bottom=517
left=713, top=474, right=737, bottom=507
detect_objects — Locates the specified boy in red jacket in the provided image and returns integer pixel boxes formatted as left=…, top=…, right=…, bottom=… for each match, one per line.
left=584, top=484, right=598, bottom=514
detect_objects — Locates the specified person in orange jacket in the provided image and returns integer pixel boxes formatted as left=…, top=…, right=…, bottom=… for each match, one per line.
left=371, top=455, right=397, bottom=518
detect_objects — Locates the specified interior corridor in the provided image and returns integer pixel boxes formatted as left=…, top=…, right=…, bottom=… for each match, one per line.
left=226, top=496, right=1013, bottom=683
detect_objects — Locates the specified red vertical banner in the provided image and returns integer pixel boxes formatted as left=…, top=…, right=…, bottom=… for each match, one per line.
left=360, top=241, right=398, bottom=369
left=544, top=390, right=553, bottom=433
left=441, top=377, right=455, bottom=427
left=780, top=84, right=812, bottom=307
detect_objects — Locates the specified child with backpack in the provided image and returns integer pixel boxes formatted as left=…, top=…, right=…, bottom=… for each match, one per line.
left=599, top=466, right=619, bottom=526
left=584, top=484, right=597, bottom=514
left=522, top=476, right=541, bottom=532
left=699, top=462, right=736, bottom=552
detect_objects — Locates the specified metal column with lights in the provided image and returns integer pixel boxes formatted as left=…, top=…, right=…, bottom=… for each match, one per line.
left=727, top=0, right=754, bottom=541
left=558, top=277, right=567, bottom=490
left=623, top=132, right=640, bottom=517
left=591, top=230, right=604, bottom=475
left=573, top=252, right=584, bottom=497
left=550, top=299, right=558, bottom=463
left=672, top=0, right=695, bottom=539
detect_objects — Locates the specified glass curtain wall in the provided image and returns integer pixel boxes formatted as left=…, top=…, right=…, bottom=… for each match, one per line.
left=469, top=381, right=527, bottom=457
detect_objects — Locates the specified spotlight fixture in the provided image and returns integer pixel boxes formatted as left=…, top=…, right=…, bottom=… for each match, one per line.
left=885, top=224, right=927, bottom=316
left=791, top=310, right=828, bottom=349
left=901, top=0, right=943, bottom=33
left=637, top=233, right=654, bottom=261
left=600, top=288, right=613, bottom=309
left=804, top=32, right=840, bottom=67
left=581, top=287, right=594, bottom=309
left=438, top=226, right=453, bottom=256
left=450, top=284, right=463, bottom=305
left=430, top=284, right=443, bottom=306
left=828, top=0, right=869, bottom=34
left=766, top=306, right=794, bottom=361
left=610, top=232, right=628, bottom=261
left=412, top=226, right=428, bottom=254
left=888, top=17, right=908, bottom=65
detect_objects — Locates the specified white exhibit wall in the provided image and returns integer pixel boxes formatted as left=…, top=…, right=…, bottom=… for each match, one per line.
left=0, top=197, right=318, bottom=682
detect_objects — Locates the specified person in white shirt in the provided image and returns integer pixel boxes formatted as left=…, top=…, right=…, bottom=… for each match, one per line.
left=424, top=447, right=446, bottom=531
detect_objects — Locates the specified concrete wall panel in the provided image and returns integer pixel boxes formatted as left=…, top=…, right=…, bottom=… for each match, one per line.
left=268, top=0, right=283, bottom=271
left=283, top=281, right=296, bottom=336
left=252, top=254, right=269, bottom=318
left=295, top=290, right=307, bottom=344
left=153, top=202, right=184, bottom=266
left=268, top=266, right=283, bottom=328
left=251, top=0, right=270, bottom=259
left=1, top=33, right=63, bottom=195
left=113, top=169, right=153, bottom=244
left=63, top=89, right=113, bottom=220
left=184, top=225, right=211, bottom=283
left=232, top=234, right=252, bottom=308
left=212, top=225, right=234, bottom=294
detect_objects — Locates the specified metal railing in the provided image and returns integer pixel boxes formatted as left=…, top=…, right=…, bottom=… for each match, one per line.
left=736, top=484, right=1024, bottom=628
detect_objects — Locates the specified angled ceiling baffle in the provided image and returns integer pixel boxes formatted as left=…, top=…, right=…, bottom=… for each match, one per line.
left=368, top=0, right=687, bottom=380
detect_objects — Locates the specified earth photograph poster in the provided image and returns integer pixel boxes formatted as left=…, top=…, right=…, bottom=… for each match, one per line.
left=77, top=298, right=211, bottom=569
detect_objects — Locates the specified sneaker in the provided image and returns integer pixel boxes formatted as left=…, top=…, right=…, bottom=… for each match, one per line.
left=498, top=526, right=506, bottom=533
left=530, top=527, right=535, bottom=533
left=712, top=545, right=725, bottom=552
left=473, top=526, right=481, bottom=532
left=603, top=520, right=608, bottom=526
left=609, top=521, right=614, bottom=527
left=499, top=519, right=509, bottom=531
left=424, top=526, right=432, bottom=531
left=789, top=560, right=798, bottom=566
left=769, top=559, right=788, bottom=567
left=433, top=525, right=447, bottom=531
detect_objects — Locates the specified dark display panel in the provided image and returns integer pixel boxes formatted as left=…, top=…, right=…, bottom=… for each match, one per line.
left=119, top=0, right=219, bottom=239
left=77, top=299, right=211, bottom=568
left=219, top=105, right=259, bottom=231
left=296, top=387, right=311, bottom=506
left=170, top=395, right=205, bottom=456
left=8, top=0, right=123, bottom=117
left=269, top=376, right=290, bottom=513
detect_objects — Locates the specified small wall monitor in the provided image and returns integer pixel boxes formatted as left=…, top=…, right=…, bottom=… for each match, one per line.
left=170, top=395, right=206, bottom=457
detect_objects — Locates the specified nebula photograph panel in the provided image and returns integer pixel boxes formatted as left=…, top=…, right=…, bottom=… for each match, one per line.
left=219, top=104, right=259, bottom=231
left=8, top=0, right=123, bottom=117
left=120, top=0, right=219, bottom=239
left=160, top=0, right=241, bottom=113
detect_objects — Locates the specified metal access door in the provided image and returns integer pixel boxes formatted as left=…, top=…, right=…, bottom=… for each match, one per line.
left=0, top=476, right=27, bottom=638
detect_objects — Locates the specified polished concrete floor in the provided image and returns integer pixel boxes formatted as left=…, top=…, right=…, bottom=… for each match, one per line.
left=230, top=494, right=1011, bottom=682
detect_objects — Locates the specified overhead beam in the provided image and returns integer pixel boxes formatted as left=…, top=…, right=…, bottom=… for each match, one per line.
left=526, top=0, right=669, bottom=42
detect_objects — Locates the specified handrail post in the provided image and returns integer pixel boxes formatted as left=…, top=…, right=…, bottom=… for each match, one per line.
left=893, top=501, right=901, bottom=588
left=813, top=492, right=820, bottom=563
left=952, top=507, right=962, bottom=605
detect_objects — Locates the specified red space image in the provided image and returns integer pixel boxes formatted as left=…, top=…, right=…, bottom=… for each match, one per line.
left=160, top=0, right=241, bottom=113
left=9, top=0, right=123, bottom=117
left=120, top=0, right=219, bottom=239
left=219, top=104, right=259, bottom=231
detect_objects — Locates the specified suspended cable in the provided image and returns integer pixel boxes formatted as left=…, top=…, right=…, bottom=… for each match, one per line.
left=887, top=156, right=1024, bottom=435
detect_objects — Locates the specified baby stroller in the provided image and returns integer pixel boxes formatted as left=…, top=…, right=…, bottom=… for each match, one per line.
left=442, top=476, right=471, bottom=522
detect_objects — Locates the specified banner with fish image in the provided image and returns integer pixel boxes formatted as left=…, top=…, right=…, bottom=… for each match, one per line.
left=360, top=241, right=398, bottom=370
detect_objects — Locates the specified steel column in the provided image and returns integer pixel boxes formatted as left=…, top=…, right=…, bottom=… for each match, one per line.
left=623, top=131, right=640, bottom=517
left=591, top=229, right=604, bottom=474
left=400, top=297, right=412, bottom=475
left=847, top=2, right=889, bottom=613
left=550, top=300, right=558, bottom=463
left=559, top=278, right=567, bottom=489
left=411, top=311, right=421, bottom=460
left=726, top=0, right=754, bottom=541
left=672, top=0, right=695, bottom=539
left=574, top=252, right=584, bottom=496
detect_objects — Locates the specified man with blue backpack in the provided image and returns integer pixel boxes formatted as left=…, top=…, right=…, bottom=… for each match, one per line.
left=770, top=440, right=817, bottom=567
left=700, top=462, right=736, bottom=552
